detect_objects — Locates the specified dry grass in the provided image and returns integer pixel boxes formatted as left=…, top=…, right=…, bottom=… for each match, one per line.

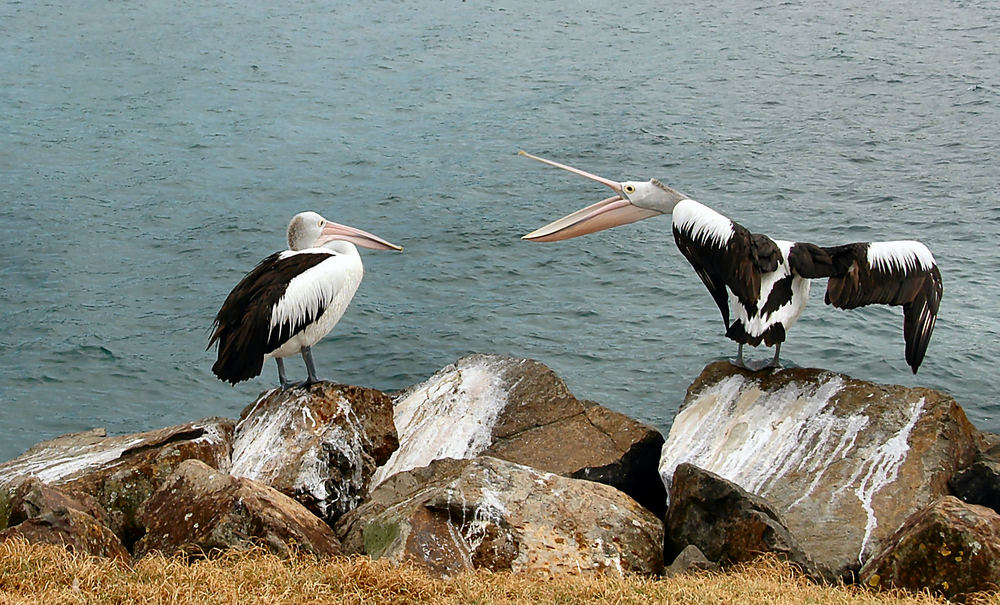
left=0, top=540, right=995, bottom=605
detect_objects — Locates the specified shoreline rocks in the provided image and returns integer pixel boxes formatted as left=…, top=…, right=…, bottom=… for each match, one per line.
left=374, top=354, right=666, bottom=516
left=659, top=362, right=981, bottom=581
left=135, top=459, right=342, bottom=559
left=0, top=354, right=996, bottom=598
left=337, top=456, right=664, bottom=578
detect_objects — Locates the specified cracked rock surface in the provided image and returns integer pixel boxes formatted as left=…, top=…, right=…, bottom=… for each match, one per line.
left=371, top=354, right=666, bottom=516
left=336, top=456, right=663, bottom=577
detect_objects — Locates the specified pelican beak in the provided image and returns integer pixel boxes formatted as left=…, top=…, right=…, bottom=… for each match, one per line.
left=318, top=221, right=403, bottom=251
left=519, top=151, right=662, bottom=242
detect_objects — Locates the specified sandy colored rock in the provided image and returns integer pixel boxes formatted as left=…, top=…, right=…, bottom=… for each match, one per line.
left=659, top=362, right=980, bottom=581
left=134, top=459, right=341, bottom=559
left=230, top=382, right=397, bottom=524
left=338, top=456, right=663, bottom=578
left=0, top=418, right=235, bottom=549
left=375, top=354, right=665, bottom=515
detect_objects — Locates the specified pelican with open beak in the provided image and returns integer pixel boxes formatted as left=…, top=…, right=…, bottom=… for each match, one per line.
left=520, top=150, right=942, bottom=373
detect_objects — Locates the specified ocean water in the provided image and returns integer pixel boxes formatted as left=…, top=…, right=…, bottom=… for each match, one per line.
left=2, top=0, right=998, bottom=462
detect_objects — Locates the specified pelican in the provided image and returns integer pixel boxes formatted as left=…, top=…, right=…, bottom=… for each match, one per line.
left=209, top=211, right=402, bottom=387
left=519, top=151, right=942, bottom=373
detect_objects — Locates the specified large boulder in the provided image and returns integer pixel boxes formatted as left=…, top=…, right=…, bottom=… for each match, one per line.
left=134, top=459, right=341, bottom=559
left=337, top=456, right=663, bottom=578
left=230, top=383, right=397, bottom=524
left=659, top=362, right=980, bottom=581
left=860, top=496, right=1000, bottom=601
left=665, top=463, right=825, bottom=580
left=373, top=354, right=666, bottom=516
left=0, top=418, right=234, bottom=549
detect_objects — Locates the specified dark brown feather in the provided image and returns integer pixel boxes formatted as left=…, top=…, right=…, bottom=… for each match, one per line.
left=819, top=243, right=942, bottom=373
left=208, top=251, right=331, bottom=384
left=673, top=218, right=780, bottom=324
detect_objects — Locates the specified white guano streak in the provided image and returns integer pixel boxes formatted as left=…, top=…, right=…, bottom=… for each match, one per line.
left=369, top=358, right=511, bottom=488
left=231, top=391, right=315, bottom=480
left=841, top=396, right=925, bottom=563
left=231, top=391, right=363, bottom=516
left=0, top=438, right=146, bottom=485
left=658, top=374, right=852, bottom=502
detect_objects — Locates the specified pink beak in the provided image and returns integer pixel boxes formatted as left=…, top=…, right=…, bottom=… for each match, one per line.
left=519, top=151, right=662, bottom=242
left=317, top=221, right=402, bottom=251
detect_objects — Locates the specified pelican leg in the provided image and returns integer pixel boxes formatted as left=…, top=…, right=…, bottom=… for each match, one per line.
left=301, top=346, right=322, bottom=386
left=276, top=358, right=294, bottom=389
left=730, top=343, right=749, bottom=370
left=765, top=343, right=783, bottom=369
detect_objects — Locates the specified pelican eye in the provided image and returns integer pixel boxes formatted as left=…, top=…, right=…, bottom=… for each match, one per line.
left=624, top=184, right=636, bottom=194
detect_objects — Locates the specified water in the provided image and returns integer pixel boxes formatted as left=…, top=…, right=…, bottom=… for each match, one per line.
left=2, top=0, right=998, bottom=463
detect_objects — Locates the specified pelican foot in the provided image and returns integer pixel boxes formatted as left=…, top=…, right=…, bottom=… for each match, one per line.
left=729, top=357, right=781, bottom=372
left=729, top=358, right=751, bottom=371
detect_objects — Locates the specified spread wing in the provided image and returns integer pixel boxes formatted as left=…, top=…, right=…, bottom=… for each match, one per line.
left=813, top=241, right=942, bottom=373
left=672, top=200, right=781, bottom=325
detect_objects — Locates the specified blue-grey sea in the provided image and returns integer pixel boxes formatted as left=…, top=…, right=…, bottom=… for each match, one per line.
left=2, top=0, right=998, bottom=463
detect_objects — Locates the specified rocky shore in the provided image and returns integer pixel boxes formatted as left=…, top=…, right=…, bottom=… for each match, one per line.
left=1, top=354, right=998, bottom=601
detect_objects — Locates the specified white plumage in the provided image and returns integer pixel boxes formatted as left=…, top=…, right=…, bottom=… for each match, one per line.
left=209, top=212, right=401, bottom=388
left=265, top=246, right=364, bottom=360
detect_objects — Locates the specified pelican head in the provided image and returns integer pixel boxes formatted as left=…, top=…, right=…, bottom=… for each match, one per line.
left=287, top=211, right=402, bottom=252
left=519, top=151, right=687, bottom=242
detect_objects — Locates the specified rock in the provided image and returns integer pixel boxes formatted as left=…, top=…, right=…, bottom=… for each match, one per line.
left=0, top=506, right=129, bottom=560
left=230, top=383, right=397, bottom=524
left=134, top=459, right=341, bottom=559
left=859, top=496, right=1000, bottom=601
left=336, top=456, right=664, bottom=578
left=659, top=362, right=980, bottom=581
left=665, top=463, right=825, bottom=580
left=950, top=461, right=1000, bottom=514
left=3, top=476, right=109, bottom=529
left=0, top=419, right=233, bottom=485
left=373, top=354, right=666, bottom=516
left=950, top=433, right=1000, bottom=514
left=0, top=418, right=234, bottom=549
left=663, top=544, right=719, bottom=578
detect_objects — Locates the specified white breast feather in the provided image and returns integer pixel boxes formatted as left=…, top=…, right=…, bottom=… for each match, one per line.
left=866, top=241, right=936, bottom=273
left=268, top=249, right=363, bottom=343
left=672, top=199, right=734, bottom=248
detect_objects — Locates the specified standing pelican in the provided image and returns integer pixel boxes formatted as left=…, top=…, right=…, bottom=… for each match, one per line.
left=519, top=151, right=942, bottom=373
left=209, top=211, right=402, bottom=387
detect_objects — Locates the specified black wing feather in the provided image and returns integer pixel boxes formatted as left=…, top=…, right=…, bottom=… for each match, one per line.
left=818, top=243, right=943, bottom=373
left=208, top=251, right=331, bottom=384
left=673, top=218, right=781, bottom=325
